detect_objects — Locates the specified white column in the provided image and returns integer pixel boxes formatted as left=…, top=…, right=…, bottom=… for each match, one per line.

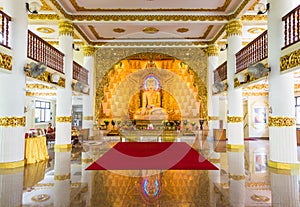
left=270, top=172, right=299, bottom=207
left=55, top=20, right=74, bottom=147
left=207, top=44, right=220, bottom=139
left=54, top=151, right=71, bottom=207
left=81, top=150, right=93, bottom=206
left=267, top=0, right=299, bottom=167
left=228, top=151, right=245, bottom=207
left=82, top=45, right=96, bottom=137
left=0, top=171, right=23, bottom=207
left=0, top=0, right=27, bottom=165
left=226, top=19, right=244, bottom=148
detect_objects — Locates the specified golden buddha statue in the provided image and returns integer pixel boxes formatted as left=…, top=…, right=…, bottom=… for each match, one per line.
left=141, top=77, right=161, bottom=115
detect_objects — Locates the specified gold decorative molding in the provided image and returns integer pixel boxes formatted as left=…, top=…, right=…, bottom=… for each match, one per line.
left=0, top=116, right=26, bottom=127
left=83, top=45, right=96, bottom=56
left=54, top=144, right=73, bottom=152
left=0, top=52, right=13, bottom=71
left=113, top=28, right=125, bottom=33
left=268, top=116, right=295, bottom=127
left=208, top=158, right=220, bottom=163
left=0, top=160, right=24, bottom=169
left=72, top=14, right=229, bottom=22
left=227, top=116, right=243, bottom=123
left=268, top=160, right=300, bottom=170
left=176, top=28, right=189, bottom=33
left=26, top=92, right=56, bottom=97
left=26, top=84, right=54, bottom=90
left=25, top=70, right=65, bottom=88
left=207, top=116, right=219, bottom=121
left=40, top=0, right=52, bottom=11
left=82, top=158, right=94, bottom=164
left=241, top=15, right=268, bottom=21
left=226, top=19, right=242, bottom=37
left=242, top=92, right=268, bottom=97
left=207, top=44, right=219, bottom=56
left=28, top=14, right=60, bottom=20
left=228, top=174, right=245, bottom=180
left=83, top=116, right=93, bottom=120
left=226, top=144, right=245, bottom=152
left=143, top=27, right=159, bottom=34
left=56, top=116, right=72, bottom=123
left=247, top=27, right=266, bottom=34
left=37, top=27, right=55, bottom=34
left=68, top=0, right=231, bottom=12
left=58, top=20, right=74, bottom=37
left=280, top=49, right=300, bottom=72
left=54, top=173, right=71, bottom=181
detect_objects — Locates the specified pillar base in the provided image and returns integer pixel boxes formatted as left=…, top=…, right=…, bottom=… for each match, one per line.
left=268, top=160, right=300, bottom=172
left=54, top=144, right=72, bottom=152
left=226, top=144, right=244, bottom=152
left=0, top=160, right=24, bottom=169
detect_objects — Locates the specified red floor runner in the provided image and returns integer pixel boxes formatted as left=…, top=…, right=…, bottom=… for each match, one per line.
left=86, top=142, right=218, bottom=170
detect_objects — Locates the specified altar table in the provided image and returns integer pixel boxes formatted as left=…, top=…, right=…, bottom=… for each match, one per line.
left=25, top=136, right=49, bottom=164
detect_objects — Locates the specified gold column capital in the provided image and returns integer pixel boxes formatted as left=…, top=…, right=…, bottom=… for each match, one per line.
left=83, top=45, right=96, bottom=56
left=268, top=116, right=295, bottom=127
left=226, top=19, right=242, bottom=37
left=58, top=20, right=74, bottom=37
left=0, top=116, right=26, bottom=127
left=207, top=116, right=219, bottom=121
left=228, top=174, right=245, bottom=180
left=56, top=116, right=72, bottom=123
left=207, top=44, right=219, bottom=56
left=227, top=116, right=243, bottom=123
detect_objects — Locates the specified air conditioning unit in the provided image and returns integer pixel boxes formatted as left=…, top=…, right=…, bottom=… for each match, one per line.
left=248, top=63, right=270, bottom=79
left=24, top=62, right=47, bottom=78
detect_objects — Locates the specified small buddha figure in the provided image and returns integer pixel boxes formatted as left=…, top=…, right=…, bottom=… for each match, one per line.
left=142, top=77, right=161, bottom=115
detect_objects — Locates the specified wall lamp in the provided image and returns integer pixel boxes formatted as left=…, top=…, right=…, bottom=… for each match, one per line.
left=256, top=3, right=270, bottom=15
left=73, top=43, right=80, bottom=51
left=26, top=1, right=41, bottom=14
left=220, top=43, right=228, bottom=51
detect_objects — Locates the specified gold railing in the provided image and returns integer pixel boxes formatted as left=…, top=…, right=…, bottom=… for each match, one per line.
left=27, top=30, right=64, bottom=73
left=236, top=30, right=268, bottom=73
left=73, top=61, right=89, bottom=85
left=282, top=4, right=300, bottom=49
left=0, top=10, right=11, bottom=49
left=214, top=61, right=227, bottom=83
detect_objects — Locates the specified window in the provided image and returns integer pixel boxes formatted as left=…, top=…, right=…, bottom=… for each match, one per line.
left=295, top=97, right=300, bottom=125
left=35, top=100, right=51, bottom=123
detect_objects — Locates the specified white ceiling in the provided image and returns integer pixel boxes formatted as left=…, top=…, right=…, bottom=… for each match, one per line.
left=24, top=0, right=268, bottom=46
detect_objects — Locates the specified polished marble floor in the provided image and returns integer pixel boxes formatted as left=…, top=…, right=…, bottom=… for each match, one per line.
left=2, top=132, right=300, bottom=207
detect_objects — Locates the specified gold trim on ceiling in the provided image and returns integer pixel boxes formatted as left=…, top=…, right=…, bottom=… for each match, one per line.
left=37, top=27, right=55, bottom=34
left=40, top=0, right=52, bottom=11
left=247, top=27, right=266, bottom=34
left=241, top=15, right=268, bottom=21
left=142, top=27, right=159, bottom=34
left=248, top=0, right=261, bottom=11
left=176, top=28, right=189, bottom=33
left=68, top=0, right=232, bottom=12
left=87, top=25, right=213, bottom=41
left=113, top=28, right=125, bottom=33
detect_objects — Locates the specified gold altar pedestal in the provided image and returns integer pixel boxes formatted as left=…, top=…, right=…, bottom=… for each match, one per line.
left=120, top=129, right=179, bottom=142
left=25, top=136, right=49, bottom=164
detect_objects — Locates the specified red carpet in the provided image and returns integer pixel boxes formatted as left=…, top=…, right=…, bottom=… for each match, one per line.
left=86, top=142, right=218, bottom=170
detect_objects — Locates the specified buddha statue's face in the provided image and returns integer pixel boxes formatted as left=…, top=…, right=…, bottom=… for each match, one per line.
left=146, top=78, right=156, bottom=90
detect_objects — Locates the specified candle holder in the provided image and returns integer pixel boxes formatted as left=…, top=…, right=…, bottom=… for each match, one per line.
left=199, top=119, right=205, bottom=130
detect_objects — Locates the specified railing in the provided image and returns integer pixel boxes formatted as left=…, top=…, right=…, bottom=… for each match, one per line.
left=73, top=61, right=88, bottom=85
left=27, top=30, right=64, bottom=73
left=214, top=61, right=227, bottom=83
left=282, top=4, right=300, bottom=49
left=0, top=10, right=11, bottom=48
left=236, top=30, right=268, bottom=73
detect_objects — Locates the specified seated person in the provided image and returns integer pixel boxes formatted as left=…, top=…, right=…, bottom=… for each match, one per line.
left=47, top=123, right=54, bottom=133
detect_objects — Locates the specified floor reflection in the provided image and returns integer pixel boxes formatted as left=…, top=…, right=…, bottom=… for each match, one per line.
left=1, top=134, right=299, bottom=206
